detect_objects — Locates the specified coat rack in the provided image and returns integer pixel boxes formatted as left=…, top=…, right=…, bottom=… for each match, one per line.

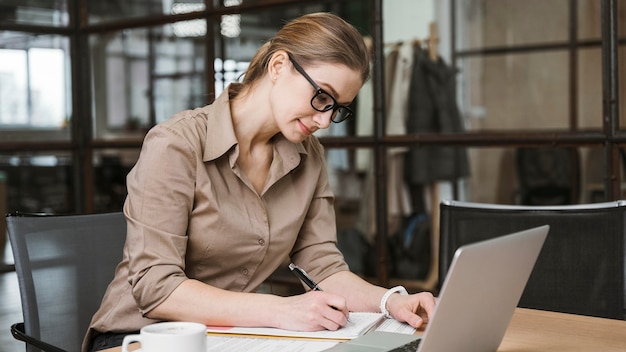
left=421, top=21, right=441, bottom=292
left=388, top=21, right=441, bottom=292
left=427, top=22, right=439, bottom=62
left=375, top=22, right=445, bottom=292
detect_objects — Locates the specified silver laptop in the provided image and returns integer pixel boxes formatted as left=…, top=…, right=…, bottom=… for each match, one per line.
left=325, top=225, right=549, bottom=352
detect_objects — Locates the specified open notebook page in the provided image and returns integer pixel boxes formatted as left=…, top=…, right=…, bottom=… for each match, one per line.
left=206, top=312, right=384, bottom=340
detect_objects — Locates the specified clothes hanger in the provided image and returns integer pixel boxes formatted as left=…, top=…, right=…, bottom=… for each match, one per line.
left=427, top=22, right=439, bottom=62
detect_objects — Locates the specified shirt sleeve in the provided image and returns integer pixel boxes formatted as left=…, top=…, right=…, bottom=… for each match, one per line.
left=290, top=137, right=350, bottom=283
left=123, top=123, right=198, bottom=314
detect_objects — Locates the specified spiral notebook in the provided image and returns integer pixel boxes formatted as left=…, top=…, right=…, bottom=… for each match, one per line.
left=206, top=312, right=385, bottom=340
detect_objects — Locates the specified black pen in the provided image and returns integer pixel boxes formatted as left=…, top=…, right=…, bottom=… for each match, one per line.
left=289, top=263, right=352, bottom=322
left=289, top=263, right=323, bottom=291
left=288, top=263, right=351, bottom=322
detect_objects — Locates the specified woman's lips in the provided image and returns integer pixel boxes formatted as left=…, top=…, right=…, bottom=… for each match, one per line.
left=298, top=120, right=314, bottom=135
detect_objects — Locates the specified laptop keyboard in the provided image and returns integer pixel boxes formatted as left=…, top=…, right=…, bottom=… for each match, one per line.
left=389, top=338, right=422, bottom=352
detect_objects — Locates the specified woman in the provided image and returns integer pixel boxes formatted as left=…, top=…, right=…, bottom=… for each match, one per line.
left=84, top=12, right=435, bottom=352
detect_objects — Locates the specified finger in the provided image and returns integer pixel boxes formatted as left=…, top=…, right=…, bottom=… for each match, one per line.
left=399, top=309, right=425, bottom=328
left=323, top=299, right=349, bottom=329
left=331, top=304, right=350, bottom=321
left=409, top=314, right=424, bottom=328
left=393, top=293, right=436, bottom=328
left=320, top=308, right=348, bottom=330
left=326, top=296, right=350, bottom=320
left=419, top=293, right=437, bottom=322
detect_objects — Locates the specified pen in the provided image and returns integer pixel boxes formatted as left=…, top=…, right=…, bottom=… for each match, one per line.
left=288, top=263, right=351, bottom=321
left=289, top=263, right=352, bottom=322
left=289, top=263, right=323, bottom=291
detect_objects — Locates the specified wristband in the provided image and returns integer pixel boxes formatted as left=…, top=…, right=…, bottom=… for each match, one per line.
left=379, top=285, right=408, bottom=318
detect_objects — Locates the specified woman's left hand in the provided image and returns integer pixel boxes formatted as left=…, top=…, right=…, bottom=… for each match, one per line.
left=385, top=291, right=436, bottom=328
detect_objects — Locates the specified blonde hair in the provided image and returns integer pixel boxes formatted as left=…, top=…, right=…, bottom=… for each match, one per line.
left=232, top=12, right=370, bottom=97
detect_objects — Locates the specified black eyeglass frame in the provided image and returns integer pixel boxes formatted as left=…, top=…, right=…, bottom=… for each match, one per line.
left=288, top=56, right=354, bottom=123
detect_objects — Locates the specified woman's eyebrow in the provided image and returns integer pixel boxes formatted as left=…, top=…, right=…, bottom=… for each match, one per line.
left=318, top=82, right=351, bottom=105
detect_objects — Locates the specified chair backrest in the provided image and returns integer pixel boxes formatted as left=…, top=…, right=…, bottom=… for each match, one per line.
left=7, top=212, right=127, bottom=352
left=515, top=147, right=580, bottom=205
left=439, top=200, right=625, bottom=320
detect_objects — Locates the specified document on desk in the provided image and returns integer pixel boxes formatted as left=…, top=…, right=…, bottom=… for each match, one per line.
left=206, top=335, right=339, bottom=352
left=206, top=312, right=384, bottom=340
left=374, top=317, right=417, bottom=335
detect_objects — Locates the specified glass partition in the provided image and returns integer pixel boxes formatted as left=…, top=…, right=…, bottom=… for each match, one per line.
left=578, top=0, right=626, bottom=40
left=326, top=147, right=375, bottom=278
left=153, top=28, right=207, bottom=123
left=0, top=152, right=74, bottom=214
left=620, top=46, right=626, bottom=129
left=456, top=0, right=569, bottom=51
left=458, top=51, right=570, bottom=131
left=90, top=25, right=207, bottom=139
left=0, top=32, right=72, bottom=142
left=620, top=145, right=626, bottom=201
left=89, top=1, right=370, bottom=140
left=455, top=0, right=624, bottom=132
left=465, top=146, right=585, bottom=205
left=0, top=0, right=69, bottom=27
left=86, top=0, right=204, bottom=25
left=210, top=1, right=370, bottom=116
left=90, top=28, right=150, bottom=138
left=577, top=2, right=625, bottom=129
left=211, top=7, right=319, bottom=80
left=577, top=0, right=602, bottom=41
left=384, top=144, right=592, bottom=288
left=579, top=146, right=626, bottom=203
left=577, top=47, right=603, bottom=129
left=93, top=149, right=139, bottom=212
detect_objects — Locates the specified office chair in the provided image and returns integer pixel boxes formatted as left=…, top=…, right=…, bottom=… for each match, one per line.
left=439, top=200, right=625, bottom=320
left=7, top=212, right=127, bottom=352
left=515, top=147, right=580, bottom=205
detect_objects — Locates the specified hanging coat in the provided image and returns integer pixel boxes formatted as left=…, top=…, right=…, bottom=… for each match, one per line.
left=404, top=46, right=470, bottom=184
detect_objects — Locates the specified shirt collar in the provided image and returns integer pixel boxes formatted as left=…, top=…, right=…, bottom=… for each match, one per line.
left=203, top=84, right=307, bottom=170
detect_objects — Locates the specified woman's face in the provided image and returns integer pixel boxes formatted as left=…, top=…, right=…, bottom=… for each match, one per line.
left=271, top=58, right=363, bottom=143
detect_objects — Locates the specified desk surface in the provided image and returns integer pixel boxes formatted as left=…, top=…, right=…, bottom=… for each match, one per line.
left=102, top=308, right=626, bottom=352
left=499, top=308, right=626, bottom=351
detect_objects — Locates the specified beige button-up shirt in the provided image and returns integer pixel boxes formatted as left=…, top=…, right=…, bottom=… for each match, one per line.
left=84, top=86, right=348, bottom=350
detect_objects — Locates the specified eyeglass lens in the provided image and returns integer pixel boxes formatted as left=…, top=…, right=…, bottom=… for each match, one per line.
left=311, top=91, right=352, bottom=122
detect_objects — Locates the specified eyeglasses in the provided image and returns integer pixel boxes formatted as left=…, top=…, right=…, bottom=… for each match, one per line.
left=289, top=56, right=354, bottom=123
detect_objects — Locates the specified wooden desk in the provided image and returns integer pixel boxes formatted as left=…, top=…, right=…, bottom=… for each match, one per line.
left=102, top=308, right=626, bottom=352
left=499, top=308, right=626, bottom=351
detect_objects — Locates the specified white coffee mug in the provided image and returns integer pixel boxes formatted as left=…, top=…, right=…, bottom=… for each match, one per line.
left=121, top=322, right=207, bottom=352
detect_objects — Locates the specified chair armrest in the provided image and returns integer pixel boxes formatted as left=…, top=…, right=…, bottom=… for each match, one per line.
left=11, top=322, right=67, bottom=352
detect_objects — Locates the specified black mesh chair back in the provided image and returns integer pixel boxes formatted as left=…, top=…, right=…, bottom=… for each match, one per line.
left=7, top=212, right=127, bottom=352
left=515, top=147, right=580, bottom=205
left=439, top=200, right=625, bottom=320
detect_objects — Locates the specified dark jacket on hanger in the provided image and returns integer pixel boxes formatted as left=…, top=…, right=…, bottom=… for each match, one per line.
left=404, top=45, right=470, bottom=184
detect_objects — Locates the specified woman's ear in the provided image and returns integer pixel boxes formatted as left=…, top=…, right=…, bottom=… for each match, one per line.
left=268, top=50, right=289, bottom=81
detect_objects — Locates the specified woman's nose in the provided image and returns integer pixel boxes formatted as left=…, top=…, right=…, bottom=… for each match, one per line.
left=313, top=110, right=333, bottom=129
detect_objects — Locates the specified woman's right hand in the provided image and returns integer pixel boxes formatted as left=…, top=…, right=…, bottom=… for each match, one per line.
left=273, top=290, right=350, bottom=331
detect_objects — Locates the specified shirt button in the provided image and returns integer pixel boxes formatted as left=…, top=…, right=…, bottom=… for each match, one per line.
left=258, top=239, right=265, bottom=246
left=240, top=268, right=248, bottom=276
